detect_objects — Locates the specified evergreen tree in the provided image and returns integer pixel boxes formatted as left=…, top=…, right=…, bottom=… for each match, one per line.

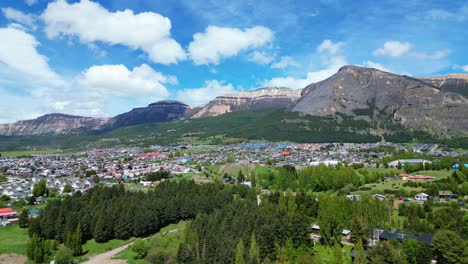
left=27, top=234, right=45, bottom=263
left=332, top=243, right=343, bottom=264
left=238, top=170, right=245, bottom=183
left=249, top=232, right=260, bottom=264
left=235, top=239, right=246, bottom=264
left=353, top=240, right=366, bottom=264
left=18, top=209, right=29, bottom=228
left=350, top=215, right=367, bottom=246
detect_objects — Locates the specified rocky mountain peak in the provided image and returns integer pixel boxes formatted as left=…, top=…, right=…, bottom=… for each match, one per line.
left=191, top=87, right=301, bottom=118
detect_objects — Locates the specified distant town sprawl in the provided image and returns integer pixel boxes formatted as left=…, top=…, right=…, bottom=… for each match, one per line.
left=0, top=142, right=465, bottom=202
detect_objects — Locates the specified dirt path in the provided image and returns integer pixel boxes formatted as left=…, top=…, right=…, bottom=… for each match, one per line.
left=0, top=253, right=27, bottom=264
left=83, top=243, right=132, bottom=264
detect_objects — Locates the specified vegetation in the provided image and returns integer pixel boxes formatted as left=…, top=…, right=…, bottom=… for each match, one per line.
left=1, top=109, right=466, bottom=151
left=0, top=225, right=29, bottom=255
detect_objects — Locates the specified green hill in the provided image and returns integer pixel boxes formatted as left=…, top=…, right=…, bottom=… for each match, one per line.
left=0, top=109, right=466, bottom=151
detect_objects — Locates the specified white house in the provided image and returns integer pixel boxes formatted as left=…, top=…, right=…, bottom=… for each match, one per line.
left=415, top=193, right=430, bottom=201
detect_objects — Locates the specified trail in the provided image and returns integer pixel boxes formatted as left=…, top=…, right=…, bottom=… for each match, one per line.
left=83, top=242, right=134, bottom=264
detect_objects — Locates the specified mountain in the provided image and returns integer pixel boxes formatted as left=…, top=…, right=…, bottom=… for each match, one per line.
left=418, top=74, right=468, bottom=97
left=191, top=87, right=301, bottom=118
left=292, top=65, right=468, bottom=134
left=103, top=100, right=191, bottom=129
left=0, top=113, right=107, bottom=136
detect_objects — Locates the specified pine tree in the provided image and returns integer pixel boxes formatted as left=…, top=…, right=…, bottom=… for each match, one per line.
left=332, top=243, right=343, bottom=264
left=235, top=239, right=245, bottom=264
left=18, top=209, right=29, bottom=228
left=249, top=232, right=260, bottom=264
left=353, top=240, right=366, bottom=264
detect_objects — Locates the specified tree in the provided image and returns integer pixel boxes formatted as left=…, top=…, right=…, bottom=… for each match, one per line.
left=235, top=239, right=245, bottom=264
left=18, top=209, right=29, bottom=228
left=350, top=215, right=367, bottom=246
left=433, top=230, right=464, bottom=264
left=332, top=243, right=343, bottom=264
left=33, top=179, right=47, bottom=197
left=238, top=170, right=246, bottom=183
left=63, top=185, right=74, bottom=193
left=401, top=239, right=419, bottom=264
left=132, top=238, right=148, bottom=259
left=27, top=234, right=45, bottom=263
left=353, top=240, right=366, bottom=264
left=55, top=246, right=73, bottom=264
left=318, top=196, right=346, bottom=246
left=249, top=232, right=260, bottom=264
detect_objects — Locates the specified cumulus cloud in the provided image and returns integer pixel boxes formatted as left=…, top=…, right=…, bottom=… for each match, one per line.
left=373, top=41, right=450, bottom=61
left=373, top=41, right=412, bottom=57
left=41, top=0, right=186, bottom=64
left=2, top=8, right=37, bottom=30
left=317, top=39, right=344, bottom=55
left=263, top=40, right=347, bottom=89
left=176, top=80, right=238, bottom=105
left=248, top=51, right=274, bottom=65
left=0, top=26, right=61, bottom=82
left=77, top=64, right=174, bottom=98
left=271, top=56, right=299, bottom=69
left=188, top=26, right=273, bottom=65
left=362, top=61, right=391, bottom=72
left=453, top=64, right=468, bottom=72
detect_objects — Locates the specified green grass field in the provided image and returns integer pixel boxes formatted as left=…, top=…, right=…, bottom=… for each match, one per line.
left=0, top=225, right=29, bottom=256
left=114, top=221, right=186, bottom=264
left=0, top=149, right=66, bottom=157
left=83, top=237, right=136, bottom=255
left=410, top=170, right=452, bottom=179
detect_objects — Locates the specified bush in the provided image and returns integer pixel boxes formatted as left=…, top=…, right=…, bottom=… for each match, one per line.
left=55, top=246, right=73, bottom=264
left=132, top=238, right=148, bottom=259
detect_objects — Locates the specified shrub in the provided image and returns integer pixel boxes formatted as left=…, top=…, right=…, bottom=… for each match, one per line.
left=132, top=238, right=148, bottom=259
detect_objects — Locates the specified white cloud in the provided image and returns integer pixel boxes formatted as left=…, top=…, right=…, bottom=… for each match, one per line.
left=188, top=26, right=273, bottom=65
left=412, top=49, right=451, bottom=60
left=0, top=27, right=61, bottom=82
left=373, top=41, right=412, bottom=57
left=317, top=39, right=344, bottom=55
left=77, top=64, right=174, bottom=98
left=426, top=5, right=468, bottom=22
left=176, top=80, right=238, bottom=105
left=249, top=51, right=274, bottom=65
left=2, top=7, right=37, bottom=30
left=263, top=40, right=347, bottom=89
left=362, top=61, right=391, bottom=72
left=41, top=0, right=186, bottom=64
left=271, top=56, right=299, bottom=69
left=25, top=0, right=38, bottom=6
left=453, top=64, right=468, bottom=72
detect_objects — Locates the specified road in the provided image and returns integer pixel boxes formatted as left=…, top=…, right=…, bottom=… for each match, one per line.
left=82, top=242, right=132, bottom=264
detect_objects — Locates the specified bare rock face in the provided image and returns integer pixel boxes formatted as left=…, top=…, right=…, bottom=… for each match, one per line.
left=192, top=87, right=301, bottom=118
left=0, top=113, right=108, bottom=136
left=292, top=65, right=468, bottom=134
left=104, top=100, right=191, bottom=129
left=418, top=74, right=468, bottom=97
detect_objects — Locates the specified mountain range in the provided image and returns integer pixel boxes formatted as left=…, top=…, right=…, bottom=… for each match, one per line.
left=1, top=65, right=467, bottom=138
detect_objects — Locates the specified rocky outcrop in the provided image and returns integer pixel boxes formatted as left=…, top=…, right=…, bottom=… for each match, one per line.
left=418, top=74, right=468, bottom=97
left=104, top=100, right=191, bottom=129
left=292, top=65, right=468, bottom=134
left=0, top=113, right=107, bottom=136
left=192, top=87, right=301, bottom=118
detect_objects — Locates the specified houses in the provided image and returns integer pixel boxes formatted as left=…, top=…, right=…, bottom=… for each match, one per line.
left=415, top=193, right=430, bottom=201
left=372, top=194, right=387, bottom=200
left=378, top=230, right=433, bottom=244
left=388, top=159, right=432, bottom=167
left=0, top=208, right=18, bottom=224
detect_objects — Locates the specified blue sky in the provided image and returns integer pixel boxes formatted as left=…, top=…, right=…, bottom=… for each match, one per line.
left=0, top=0, right=467, bottom=122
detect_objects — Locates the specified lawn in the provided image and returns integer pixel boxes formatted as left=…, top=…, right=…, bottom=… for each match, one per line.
left=83, top=237, right=135, bottom=255
left=0, top=225, right=29, bottom=256
left=0, top=149, right=66, bottom=157
left=114, top=221, right=186, bottom=264
left=410, top=170, right=452, bottom=179
left=313, top=244, right=353, bottom=263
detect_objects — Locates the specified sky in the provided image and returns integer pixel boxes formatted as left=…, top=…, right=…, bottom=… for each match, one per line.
left=0, top=0, right=467, bottom=123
